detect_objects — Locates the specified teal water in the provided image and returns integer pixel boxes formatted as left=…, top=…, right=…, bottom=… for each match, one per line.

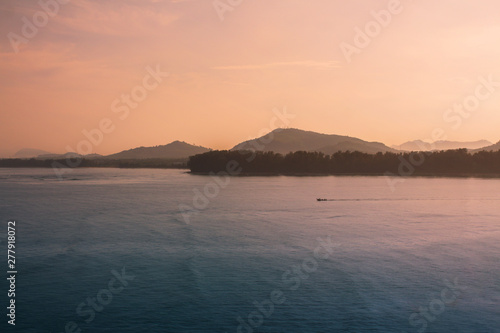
left=0, top=168, right=499, bottom=332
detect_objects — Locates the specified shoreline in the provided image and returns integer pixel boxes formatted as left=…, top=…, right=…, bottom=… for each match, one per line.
left=2, top=166, right=500, bottom=180
left=190, top=171, right=500, bottom=179
left=0, top=165, right=188, bottom=170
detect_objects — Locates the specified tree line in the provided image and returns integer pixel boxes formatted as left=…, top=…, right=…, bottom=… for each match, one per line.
left=4, top=149, right=500, bottom=176
left=188, top=149, right=500, bottom=176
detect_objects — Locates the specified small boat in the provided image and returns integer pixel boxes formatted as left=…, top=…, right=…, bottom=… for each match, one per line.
left=316, top=198, right=328, bottom=202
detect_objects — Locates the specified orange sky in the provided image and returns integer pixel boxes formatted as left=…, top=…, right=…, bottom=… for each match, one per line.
left=1, top=0, right=500, bottom=156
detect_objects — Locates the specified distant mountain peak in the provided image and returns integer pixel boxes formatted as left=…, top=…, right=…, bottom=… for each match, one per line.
left=106, top=141, right=210, bottom=160
left=232, top=128, right=395, bottom=155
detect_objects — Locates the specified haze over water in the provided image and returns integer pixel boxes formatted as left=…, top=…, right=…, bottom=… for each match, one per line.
left=0, top=168, right=498, bottom=332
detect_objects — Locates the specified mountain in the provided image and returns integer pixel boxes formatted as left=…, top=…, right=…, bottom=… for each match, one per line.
left=13, top=148, right=53, bottom=158
left=471, top=141, right=500, bottom=153
left=36, top=153, right=102, bottom=160
left=393, top=140, right=493, bottom=151
left=231, top=128, right=396, bottom=155
left=106, top=141, right=210, bottom=159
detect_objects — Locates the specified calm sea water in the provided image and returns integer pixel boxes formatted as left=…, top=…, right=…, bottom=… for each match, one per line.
left=0, top=168, right=499, bottom=332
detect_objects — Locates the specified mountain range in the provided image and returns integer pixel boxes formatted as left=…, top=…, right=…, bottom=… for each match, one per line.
left=393, top=140, right=493, bottom=151
left=13, top=148, right=53, bottom=158
left=9, top=129, right=500, bottom=160
left=471, top=141, right=500, bottom=153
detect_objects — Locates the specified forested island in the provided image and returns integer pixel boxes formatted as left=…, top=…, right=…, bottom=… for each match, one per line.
left=188, top=149, right=500, bottom=177
left=3, top=149, right=500, bottom=178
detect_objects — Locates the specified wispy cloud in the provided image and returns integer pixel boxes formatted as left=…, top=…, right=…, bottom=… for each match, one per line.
left=50, top=0, right=179, bottom=37
left=213, top=60, right=342, bottom=71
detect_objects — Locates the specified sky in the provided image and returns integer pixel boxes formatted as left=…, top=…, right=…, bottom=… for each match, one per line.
left=1, top=0, right=500, bottom=156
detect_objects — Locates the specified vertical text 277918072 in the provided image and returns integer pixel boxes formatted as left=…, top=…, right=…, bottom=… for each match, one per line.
left=7, top=221, right=17, bottom=326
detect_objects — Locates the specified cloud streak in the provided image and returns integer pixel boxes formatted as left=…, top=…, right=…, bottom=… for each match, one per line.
left=213, top=60, right=342, bottom=71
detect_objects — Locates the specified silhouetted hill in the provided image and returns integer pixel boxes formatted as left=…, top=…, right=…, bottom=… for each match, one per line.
left=106, top=141, right=210, bottom=159
left=231, top=128, right=396, bottom=154
left=13, top=148, right=52, bottom=158
left=393, top=140, right=492, bottom=151
left=472, top=141, right=500, bottom=153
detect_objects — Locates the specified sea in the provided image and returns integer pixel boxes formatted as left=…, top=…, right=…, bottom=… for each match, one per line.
left=0, top=168, right=499, bottom=333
